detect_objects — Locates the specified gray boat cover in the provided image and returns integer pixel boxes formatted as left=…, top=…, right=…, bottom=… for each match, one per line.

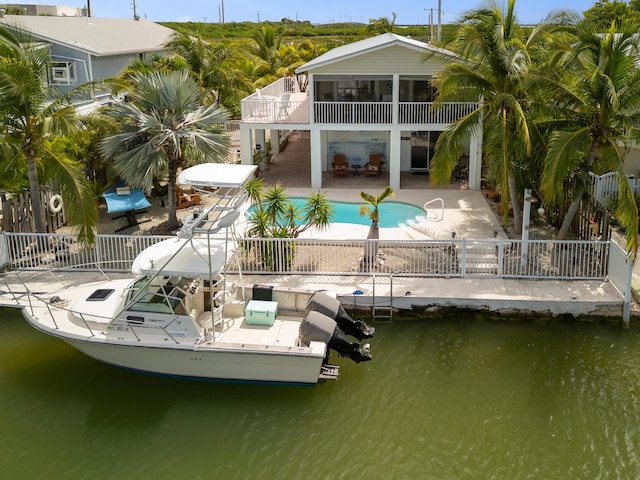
left=305, top=292, right=340, bottom=318
left=299, top=311, right=336, bottom=346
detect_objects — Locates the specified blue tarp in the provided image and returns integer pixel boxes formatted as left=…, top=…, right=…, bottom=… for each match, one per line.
left=103, top=188, right=151, bottom=214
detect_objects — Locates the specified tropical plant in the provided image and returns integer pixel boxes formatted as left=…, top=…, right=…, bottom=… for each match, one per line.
left=582, top=1, right=640, bottom=30
left=361, top=13, right=398, bottom=37
left=244, top=183, right=334, bottom=270
left=533, top=20, right=640, bottom=256
left=99, top=70, right=230, bottom=231
left=246, top=183, right=334, bottom=238
left=165, top=32, right=254, bottom=115
left=359, top=186, right=395, bottom=266
left=0, top=24, right=97, bottom=243
left=428, top=0, right=561, bottom=235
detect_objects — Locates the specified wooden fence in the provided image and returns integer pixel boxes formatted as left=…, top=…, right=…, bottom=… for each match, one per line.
left=0, top=189, right=67, bottom=234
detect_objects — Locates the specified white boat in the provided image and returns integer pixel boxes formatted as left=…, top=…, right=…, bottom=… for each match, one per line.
left=5, top=163, right=374, bottom=385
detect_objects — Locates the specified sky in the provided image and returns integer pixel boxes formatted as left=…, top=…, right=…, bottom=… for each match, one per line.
left=20, top=1, right=599, bottom=24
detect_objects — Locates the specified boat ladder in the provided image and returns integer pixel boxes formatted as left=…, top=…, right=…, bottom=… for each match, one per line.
left=371, top=273, right=393, bottom=323
left=319, top=364, right=340, bottom=381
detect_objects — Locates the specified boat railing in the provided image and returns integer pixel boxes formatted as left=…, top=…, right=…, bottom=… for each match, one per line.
left=4, top=281, right=194, bottom=343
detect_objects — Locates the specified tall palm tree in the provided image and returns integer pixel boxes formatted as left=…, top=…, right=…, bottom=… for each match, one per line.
left=534, top=20, right=640, bottom=256
left=428, top=0, right=559, bottom=235
left=359, top=186, right=395, bottom=266
left=99, top=70, right=230, bottom=230
left=165, top=32, right=253, bottom=116
left=0, top=25, right=96, bottom=242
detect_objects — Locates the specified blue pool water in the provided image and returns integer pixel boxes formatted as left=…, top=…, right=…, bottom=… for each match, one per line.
left=248, top=197, right=426, bottom=228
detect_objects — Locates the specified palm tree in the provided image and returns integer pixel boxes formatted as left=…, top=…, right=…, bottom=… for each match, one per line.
left=534, top=20, right=640, bottom=256
left=245, top=183, right=334, bottom=239
left=361, top=12, right=397, bottom=37
left=428, top=0, right=559, bottom=235
left=164, top=32, right=254, bottom=117
left=0, top=25, right=97, bottom=243
left=99, top=70, right=230, bottom=231
left=359, top=186, right=395, bottom=266
left=244, top=183, right=334, bottom=271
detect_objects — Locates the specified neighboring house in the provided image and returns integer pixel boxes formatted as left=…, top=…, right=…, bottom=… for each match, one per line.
left=0, top=14, right=175, bottom=111
left=1, top=4, right=85, bottom=16
left=238, top=32, right=482, bottom=190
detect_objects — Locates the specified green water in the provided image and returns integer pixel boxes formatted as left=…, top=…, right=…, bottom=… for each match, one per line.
left=2, top=307, right=640, bottom=479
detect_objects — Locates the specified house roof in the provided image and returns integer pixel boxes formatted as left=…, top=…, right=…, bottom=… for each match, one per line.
left=295, top=32, right=456, bottom=73
left=0, top=16, right=175, bottom=56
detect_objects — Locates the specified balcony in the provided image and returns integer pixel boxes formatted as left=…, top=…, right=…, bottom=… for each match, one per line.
left=241, top=80, right=477, bottom=126
left=241, top=77, right=309, bottom=124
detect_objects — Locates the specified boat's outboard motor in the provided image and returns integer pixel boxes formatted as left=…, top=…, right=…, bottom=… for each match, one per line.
left=305, top=292, right=375, bottom=341
left=299, top=311, right=372, bottom=363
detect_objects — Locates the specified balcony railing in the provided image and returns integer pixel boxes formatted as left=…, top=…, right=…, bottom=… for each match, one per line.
left=242, top=96, right=309, bottom=124
left=242, top=95, right=478, bottom=125
left=313, top=101, right=392, bottom=124
left=398, top=102, right=476, bottom=124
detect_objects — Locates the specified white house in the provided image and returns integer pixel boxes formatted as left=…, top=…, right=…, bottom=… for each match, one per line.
left=0, top=14, right=175, bottom=110
left=238, top=32, right=482, bottom=190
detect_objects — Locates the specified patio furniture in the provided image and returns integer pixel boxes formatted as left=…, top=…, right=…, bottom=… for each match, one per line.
left=103, top=186, right=152, bottom=232
left=276, top=93, right=291, bottom=119
left=332, top=154, right=349, bottom=176
left=364, top=154, right=381, bottom=177
left=453, top=154, right=469, bottom=183
left=176, top=186, right=201, bottom=210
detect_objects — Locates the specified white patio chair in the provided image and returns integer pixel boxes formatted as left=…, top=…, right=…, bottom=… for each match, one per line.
left=277, top=93, right=291, bottom=119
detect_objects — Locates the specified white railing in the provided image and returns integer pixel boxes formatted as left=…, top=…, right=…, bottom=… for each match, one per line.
left=259, top=76, right=300, bottom=98
left=241, top=77, right=304, bottom=123
left=236, top=237, right=609, bottom=279
left=0, top=232, right=611, bottom=280
left=399, top=102, right=476, bottom=124
left=241, top=98, right=308, bottom=124
left=590, top=171, right=640, bottom=204
left=313, top=101, right=393, bottom=124
left=2, top=232, right=171, bottom=272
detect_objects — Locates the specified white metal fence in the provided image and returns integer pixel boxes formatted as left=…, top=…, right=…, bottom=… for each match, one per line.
left=590, top=171, right=640, bottom=204
left=236, top=237, right=609, bottom=279
left=1, top=232, right=612, bottom=280
left=2, top=232, right=170, bottom=272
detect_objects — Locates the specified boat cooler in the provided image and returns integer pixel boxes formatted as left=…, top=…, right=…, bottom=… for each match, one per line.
left=245, top=300, right=278, bottom=326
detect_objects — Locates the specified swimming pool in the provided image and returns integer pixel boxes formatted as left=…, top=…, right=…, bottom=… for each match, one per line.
left=248, top=197, right=426, bottom=228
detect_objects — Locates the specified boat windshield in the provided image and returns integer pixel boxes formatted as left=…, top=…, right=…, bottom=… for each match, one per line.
left=126, top=276, right=189, bottom=314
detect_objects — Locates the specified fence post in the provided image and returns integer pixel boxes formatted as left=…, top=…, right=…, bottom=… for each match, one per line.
left=0, top=232, right=9, bottom=269
left=623, top=259, right=632, bottom=326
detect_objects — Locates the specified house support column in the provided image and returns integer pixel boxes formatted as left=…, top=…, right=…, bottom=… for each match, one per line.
left=239, top=126, right=253, bottom=165
left=310, top=129, right=322, bottom=189
left=392, top=74, right=399, bottom=124
left=468, top=127, right=483, bottom=190
left=270, top=129, right=280, bottom=155
left=254, top=129, right=266, bottom=154
left=389, top=130, right=401, bottom=191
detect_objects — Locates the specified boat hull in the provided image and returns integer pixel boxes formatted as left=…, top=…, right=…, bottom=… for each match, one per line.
left=65, top=338, right=325, bottom=385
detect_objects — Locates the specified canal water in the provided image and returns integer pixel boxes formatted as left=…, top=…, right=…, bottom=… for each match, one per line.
left=2, top=306, right=640, bottom=479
